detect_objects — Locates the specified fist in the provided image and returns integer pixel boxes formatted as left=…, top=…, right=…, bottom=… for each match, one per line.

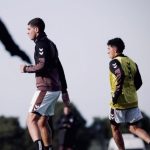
left=20, top=64, right=26, bottom=73
left=62, top=92, right=70, bottom=106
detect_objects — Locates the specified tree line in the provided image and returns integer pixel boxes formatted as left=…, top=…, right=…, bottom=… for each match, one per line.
left=0, top=102, right=150, bottom=150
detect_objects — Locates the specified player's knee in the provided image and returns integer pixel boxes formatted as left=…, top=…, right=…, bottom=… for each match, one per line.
left=26, top=113, right=38, bottom=127
left=38, top=117, right=47, bottom=128
left=38, top=120, right=45, bottom=128
left=111, top=123, right=119, bottom=132
left=129, top=125, right=137, bottom=133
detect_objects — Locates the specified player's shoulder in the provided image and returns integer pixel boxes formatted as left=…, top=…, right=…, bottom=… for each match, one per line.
left=109, top=59, right=120, bottom=66
left=35, top=40, right=48, bottom=51
left=109, top=58, right=122, bottom=72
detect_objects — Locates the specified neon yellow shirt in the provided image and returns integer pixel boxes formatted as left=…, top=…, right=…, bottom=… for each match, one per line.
left=109, top=55, right=138, bottom=109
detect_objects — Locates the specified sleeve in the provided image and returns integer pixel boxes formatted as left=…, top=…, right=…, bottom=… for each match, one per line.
left=57, top=58, right=68, bottom=93
left=134, top=64, right=142, bottom=90
left=109, top=59, right=125, bottom=103
left=24, top=43, right=46, bottom=73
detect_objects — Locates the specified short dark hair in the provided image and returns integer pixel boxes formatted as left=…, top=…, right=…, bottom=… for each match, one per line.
left=28, top=18, right=45, bottom=33
left=107, top=38, right=125, bottom=53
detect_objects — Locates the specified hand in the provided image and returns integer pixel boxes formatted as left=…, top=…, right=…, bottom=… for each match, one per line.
left=20, top=64, right=26, bottom=73
left=112, top=96, right=117, bottom=105
left=62, top=91, right=70, bottom=106
left=112, top=92, right=120, bottom=105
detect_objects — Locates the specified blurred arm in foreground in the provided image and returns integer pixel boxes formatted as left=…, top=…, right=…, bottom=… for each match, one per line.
left=0, top=19, right=31, bottom=64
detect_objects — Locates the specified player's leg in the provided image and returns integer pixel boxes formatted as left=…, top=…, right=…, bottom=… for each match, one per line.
left=129, top=124, right=150, bottom=144
left=27, top=112, right=43, bottom=150
left=27, top=113, right=41, bottom=141
left=126, top=107, right=150, bottom=144
left=38, top=91, right=60, bottom=150
left=110, top=122, right=125, bottom=150
left=109, top=108, right=125, bottom=150
left=38, top=116, right=53, bottom=150
left=27, top=90, right=47, bottom=150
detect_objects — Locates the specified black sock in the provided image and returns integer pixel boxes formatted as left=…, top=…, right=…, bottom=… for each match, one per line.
left=34, top=139, right=43, bottom=150
left=44, top=145, right=52, bottom=150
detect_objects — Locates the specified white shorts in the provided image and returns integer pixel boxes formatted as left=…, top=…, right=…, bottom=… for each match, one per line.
left=29, top=90, right=61, bottom=116
left=109, top=107, right=143, bottom=124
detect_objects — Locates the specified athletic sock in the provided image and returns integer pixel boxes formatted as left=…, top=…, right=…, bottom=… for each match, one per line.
left=44, top=145, right=52, bottom=150
left=34, top=139, right=43, bottom=150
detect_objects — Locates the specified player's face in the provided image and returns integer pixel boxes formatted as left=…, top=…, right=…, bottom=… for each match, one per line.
left=27, top=25, right=39, bottom=40
left=107, top=45, right=117, bottom=59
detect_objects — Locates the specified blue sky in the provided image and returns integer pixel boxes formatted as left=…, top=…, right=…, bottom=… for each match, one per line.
left=0, top=0, right=150, bottom=126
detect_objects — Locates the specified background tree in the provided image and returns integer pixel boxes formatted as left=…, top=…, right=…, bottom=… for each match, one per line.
left=0, top=116, right=25, bottom=150
left=0, top=109, right=150, bottom=150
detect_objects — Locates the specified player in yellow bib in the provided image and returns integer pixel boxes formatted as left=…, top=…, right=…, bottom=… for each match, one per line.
left=107, top=38, right=150, bottom=150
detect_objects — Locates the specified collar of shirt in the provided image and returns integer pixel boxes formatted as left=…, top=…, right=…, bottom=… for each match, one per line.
left=34, top=32, right=47, bottom=43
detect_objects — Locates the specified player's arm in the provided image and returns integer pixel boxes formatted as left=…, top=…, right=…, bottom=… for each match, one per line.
left=0, top=19, right=31, bottom=64
left=134, top=64, right=142, bottom=90
left=109, top=59, right=125, bottom=104
left=23, top=43, right=46, bottom=73
left=57, top=58, right=67, bottom=93
left=57, top=58, right=70, bottom=106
